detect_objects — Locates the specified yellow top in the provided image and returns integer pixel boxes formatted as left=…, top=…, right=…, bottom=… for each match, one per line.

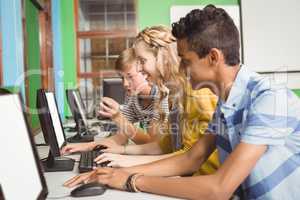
left=159, top=87, right=220, bottom=175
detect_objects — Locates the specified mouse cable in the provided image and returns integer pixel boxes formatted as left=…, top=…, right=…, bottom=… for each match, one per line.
left=47, top=194, right=70, bottom=199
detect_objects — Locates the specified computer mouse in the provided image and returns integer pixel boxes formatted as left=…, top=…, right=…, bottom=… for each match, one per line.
left=70, top=182, right=106, bottom=197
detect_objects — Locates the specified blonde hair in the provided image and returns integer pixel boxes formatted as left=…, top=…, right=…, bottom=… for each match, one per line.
left=134, top=25, right=186, bottom=121
left=115, top=48, right=137, bottom=71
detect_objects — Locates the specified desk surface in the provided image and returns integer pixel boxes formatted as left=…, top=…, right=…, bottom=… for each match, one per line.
left=35, top=120, right=180, bottom=200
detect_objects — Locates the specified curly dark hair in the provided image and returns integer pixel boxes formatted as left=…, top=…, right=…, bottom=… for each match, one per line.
left=172, top=4, right=240, bottom=66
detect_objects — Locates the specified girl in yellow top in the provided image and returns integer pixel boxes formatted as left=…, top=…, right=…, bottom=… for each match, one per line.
left=159, top=86, right=219, bottom=175
left=94, top=84, right=219, bottom=175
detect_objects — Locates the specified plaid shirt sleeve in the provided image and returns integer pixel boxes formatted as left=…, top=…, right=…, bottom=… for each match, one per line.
left=241, top=88, right=297, bottom=145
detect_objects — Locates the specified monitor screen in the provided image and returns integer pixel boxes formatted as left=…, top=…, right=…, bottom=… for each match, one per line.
left=102, top=78, right=125, bottom=104
left=0, top=94, right=47, bottom=199
left=45, top=92, right=65, bottom=148
left=73, top=90, right=89, bottom=127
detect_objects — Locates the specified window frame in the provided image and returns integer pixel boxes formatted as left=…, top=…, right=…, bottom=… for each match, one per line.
left=74, top=0, right=138, bottom=113
left=39, top=1, right=54, bottom=90
left=74, top=0, right=138, bottom=80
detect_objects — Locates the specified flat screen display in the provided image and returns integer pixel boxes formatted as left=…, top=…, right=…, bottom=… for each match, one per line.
left=0, top=94, right=46, bottom=199
left=45, top=92, right=65, bottom=148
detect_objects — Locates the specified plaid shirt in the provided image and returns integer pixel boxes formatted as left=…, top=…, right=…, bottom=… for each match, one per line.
left=207, top=66, right=300, bottom=199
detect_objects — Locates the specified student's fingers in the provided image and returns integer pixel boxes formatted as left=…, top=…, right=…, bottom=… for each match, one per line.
left=62, top=144, right=87, bottom=154
left=94, top=154, right=106, bottom=162
left=107, top=161, right=120, bottom=168
left=101, top=99, right=119, bottom=112
left=99, top=103, right=115, bottom=116
left=67, top=177, right=87, bottom=188
left=100, top=102, right=112, bottom=112
left=82, top=172, right=99, bottom=184
left=64, top=171, right=95, bottom=187
left=65, top=172, right=95, bottom=188
left=101, top=148, right=115, bottom=153
left=102, top=98, right=111, bottom=106
left=98, top=110, right=112, bottom=118
left=102, top=97, right=116, bottom=107
left=96, top=156, right=112, bottom=164
left=63, top=174, right=84, bottom=187
left=65, top=146, right=81, bottom=154
left=60, top=145, right=74, bottom=155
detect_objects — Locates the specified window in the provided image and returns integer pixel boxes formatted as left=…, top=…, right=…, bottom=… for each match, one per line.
left=75, top=0, right=137, bottom=116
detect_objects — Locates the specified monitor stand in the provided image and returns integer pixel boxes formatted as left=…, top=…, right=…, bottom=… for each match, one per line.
left=66, top=123, right=98, bottom=143
left=64, top=126, right=77, bottom=132
left=41, top=150, right=75, bottom=172
left=66, top=131, right=95, bottom=143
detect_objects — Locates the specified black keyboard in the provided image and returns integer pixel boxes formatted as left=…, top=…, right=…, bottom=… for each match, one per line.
left=78, top=151, right=109, bottom=173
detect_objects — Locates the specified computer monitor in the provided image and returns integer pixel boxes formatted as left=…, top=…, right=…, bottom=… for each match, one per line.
left=66, top=89, right=89, bottom=130
left=36, top=89, right=75, bottom=172
left=65, top=89, right=96, bottom=143
left=102, top=78, right=125, bottom=104
left=0, top=94, right=48, bottom=199
left=36, top=90, right=50, bottom=144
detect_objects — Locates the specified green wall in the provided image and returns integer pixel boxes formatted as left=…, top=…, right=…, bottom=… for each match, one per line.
left=25, top=0, right=42, bottom=129
left=293, top=89, right=300, bottom=98
left=60, top=0, right=77, bottom=116
left=137, top=0, right=239, bottom=30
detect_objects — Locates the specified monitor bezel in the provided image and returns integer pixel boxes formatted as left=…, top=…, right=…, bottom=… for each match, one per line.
left=66, top=89, right=89, bottom=128
left=37, top=89, right=67, bottom=157
left=44, top=91, right=68, bottom=149
left=1, top=93, right=48, bottom=200
left=102, top=78, right=125, bottom=104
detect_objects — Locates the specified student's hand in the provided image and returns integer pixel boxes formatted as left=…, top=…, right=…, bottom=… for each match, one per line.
left=95, top=138, right=119, bottom=149
left=61, top=142, right=96, bottom=155
left=101, top=144, right=126, bottom=154
left=98, top=97, right=121, bottom=119
left=94, top=153, right=136, bottom=168
left=64, top=168, right=130, bottom=191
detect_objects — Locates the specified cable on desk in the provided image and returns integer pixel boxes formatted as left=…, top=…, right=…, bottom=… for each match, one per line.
left=47, top=194, right=70, bottom=199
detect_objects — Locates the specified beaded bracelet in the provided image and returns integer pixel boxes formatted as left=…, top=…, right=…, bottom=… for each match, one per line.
left=125, top=173, right=144, bottom=192
left=125, top=173, right=137, bottom=192
left=131, top=173, right=144, bottom=192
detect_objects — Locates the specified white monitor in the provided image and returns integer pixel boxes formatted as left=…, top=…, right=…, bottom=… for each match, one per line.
left=0, top=94, right=48, bottom=199
left=45, top=92, right=65, bottom=148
